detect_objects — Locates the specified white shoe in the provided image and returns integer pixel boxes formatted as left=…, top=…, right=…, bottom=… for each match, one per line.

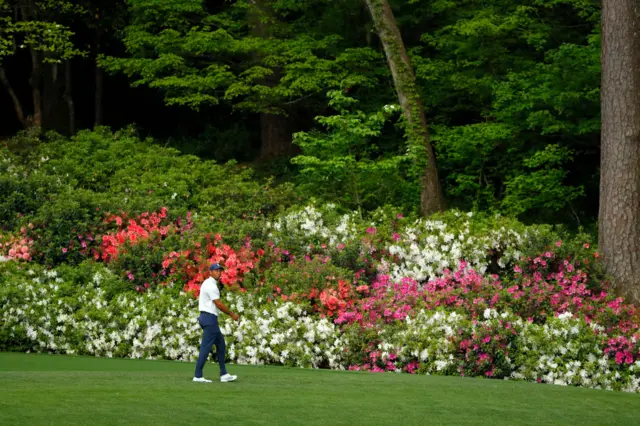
left=220, top=374, right=237, bottom=382
left=193, top=377, right=212, bottom=383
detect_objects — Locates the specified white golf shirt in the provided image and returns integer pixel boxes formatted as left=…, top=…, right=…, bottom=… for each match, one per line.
left=198, top=277, right=221, bottom=316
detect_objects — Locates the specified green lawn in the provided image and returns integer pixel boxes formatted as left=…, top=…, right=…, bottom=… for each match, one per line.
left=0, top=353, right=638, bottom=425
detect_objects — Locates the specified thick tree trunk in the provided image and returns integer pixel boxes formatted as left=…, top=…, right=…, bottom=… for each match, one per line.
left=260, top=113, right=292, bottom=159
left=250, top=0, right=292, bottom=160
left=43, top=61, right=68, bottom=132
left=0, top=66, right=27, bottom=127
left=64, top=60, right=76, bottom=135
left=364, top=0, right=445, bottom=215
left=599, top=0, right=640, bottom=304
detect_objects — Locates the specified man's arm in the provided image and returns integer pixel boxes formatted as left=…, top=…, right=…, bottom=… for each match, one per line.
left=214, top=299, right=239, bottom=321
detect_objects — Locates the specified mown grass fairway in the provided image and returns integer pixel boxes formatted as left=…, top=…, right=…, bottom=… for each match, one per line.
left=0, top=352, right=639, bottom=425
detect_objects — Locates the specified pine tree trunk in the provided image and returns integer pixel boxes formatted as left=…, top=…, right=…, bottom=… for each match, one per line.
left=364, top=0, right=445, bottom=215
left=0, top=66, right=26, bottom=127
left=599, top=0, right=640, bottom=304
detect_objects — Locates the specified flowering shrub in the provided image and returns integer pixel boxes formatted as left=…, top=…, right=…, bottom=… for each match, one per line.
left=221, top=292, right=346, bottom=369
left=162, top=234, right=260, bottom=295
left=97, top=208, right=174, bottom=262
left=61, top=208, right=258, bottom=295
left=266, top=206, right=534, bottom=283
left=259, top=256, right=355, bottom=303
left=344, top=309, right=640, bottom=392
left=1, top=253, right=639, bottom=392
left=0, top=227, right=35, bottom=262
left=266, top=204, right=361, bottom=251
left=2, top=190, right=640, bottom=394
left=0, top=265, right=345, bottom=370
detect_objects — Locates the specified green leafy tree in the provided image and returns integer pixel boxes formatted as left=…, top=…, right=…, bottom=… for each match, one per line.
left=101, top=0, right=384, bottom=157
left=410, top=0, right=600, bottom=223
left=0, top=0, right=85, bottom=130
left=292, top=90, right=417, bottom=214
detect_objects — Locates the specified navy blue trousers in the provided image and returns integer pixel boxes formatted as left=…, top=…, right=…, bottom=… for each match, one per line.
left=194, top=312, right=228, bottom=378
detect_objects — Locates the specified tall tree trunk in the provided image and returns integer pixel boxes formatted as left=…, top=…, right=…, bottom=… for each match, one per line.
left=94, top=15, right=104, bottom=127
left=599, top=0, right=640, bottom=304
left=21, top=2, right=43, bottom=129
left=43, top=60, right=67, bottom=132
left=260, top=113, right=291, bottom=159
left=64, top=60, right=76, bottom=135
left=28, top=48, right=43, bottom=128
left=250, top=0, right=292, bottom=160
left=94, top=64, right=104, bottom=127
left=0, top=66, right=26, bottom=127
left=364, top=0, right=445, bottom=215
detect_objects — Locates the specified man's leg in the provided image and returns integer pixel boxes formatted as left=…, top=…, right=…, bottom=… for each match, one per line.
left=213, top=331, right=228, bottom=376
left=194, top=325, right=215, bottom=378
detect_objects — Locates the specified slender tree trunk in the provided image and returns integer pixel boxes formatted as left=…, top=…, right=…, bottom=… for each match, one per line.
left=94, top=64, right=104, bottom=127
left=94, top=16, right=104, bottom=127
left=28, top=48, right=43, bottom=128
left=364, top=0, right=445, bottom=215
left=599, top=0, right=640, bottom=304
left=0, top=66, right=27, bottom=127
left=64, top=60, right=76, bottom=135
left=21, top=2, right=43, bottom=129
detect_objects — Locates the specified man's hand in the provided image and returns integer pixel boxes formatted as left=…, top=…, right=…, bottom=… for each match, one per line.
left=214, top=299, right=240, bottom=321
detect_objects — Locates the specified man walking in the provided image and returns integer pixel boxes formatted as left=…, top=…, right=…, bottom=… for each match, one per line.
left=193, top=263, right=240, bottom=383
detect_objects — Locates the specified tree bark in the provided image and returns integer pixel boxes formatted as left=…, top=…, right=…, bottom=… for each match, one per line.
left=29, top=48, right=43, bottom=128
left=94, top=14, right=104, bottom=127
left=364, top=0, right=445, bottom=215
left=599, top=0, right=640, bottom=304
left=21, top=2, right=43, bottom=129
left=260, top=113, right=292, bottom=159
left=43, top=60, right=68, bottom=132
left=94, top=63, right=104, bottom=127
left=64, top=59, right=76, bottom=135
left=250, top=0, right=292, bottom=160
left=0, top=66, right=27, bottom=127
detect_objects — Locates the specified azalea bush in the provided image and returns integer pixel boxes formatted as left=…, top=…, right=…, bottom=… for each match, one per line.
left=2, top=131, right=639, bottom=393
left=0, top=263, right=345, bottom=370
left=0, top=128, right=297, bottom=261
left=2, top=261, right=639, bottom=392
left=0, top=227, right=35, bottom=262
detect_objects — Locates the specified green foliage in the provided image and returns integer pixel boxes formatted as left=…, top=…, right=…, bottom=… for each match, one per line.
left=0, top=1, right=86, bottom=62
left=292, top=91, right=419, bottom=214
left=101, top=0, right=384, bottom=114
left=0, top=128, right=297, bottom=264
left=31, top=188, right=107, bottom=265
left=501, top=145, right=584, bottom=220
left=1, top=0, right=607, bottom=225
left=412, top=0, right=600, bottom=223
left=259, top=257, right=354, bottom=296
